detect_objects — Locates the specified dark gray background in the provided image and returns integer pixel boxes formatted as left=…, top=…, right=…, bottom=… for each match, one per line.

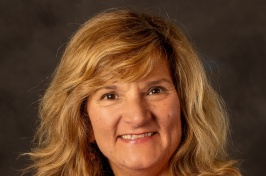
left=1, top=0, right=265, bottom=175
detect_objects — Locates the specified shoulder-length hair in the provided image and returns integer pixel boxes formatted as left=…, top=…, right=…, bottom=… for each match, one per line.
left=25, top=9, right=241, bottom=176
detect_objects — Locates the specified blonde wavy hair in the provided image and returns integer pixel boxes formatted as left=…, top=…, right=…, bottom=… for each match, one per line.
left=25, top=9, right=241, bottom=176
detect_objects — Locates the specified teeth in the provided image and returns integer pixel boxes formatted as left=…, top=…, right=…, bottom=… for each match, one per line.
left=121, top=132, right=154, bottom=140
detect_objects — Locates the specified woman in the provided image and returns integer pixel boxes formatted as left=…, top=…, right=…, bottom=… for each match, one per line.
left=26, top=9, right=241, bottom=175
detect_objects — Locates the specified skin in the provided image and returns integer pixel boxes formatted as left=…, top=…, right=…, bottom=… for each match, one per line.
left=87, top=59, right=182, bottom=176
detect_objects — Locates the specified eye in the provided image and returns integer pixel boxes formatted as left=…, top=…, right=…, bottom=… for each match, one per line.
left=100, top=92, right=118, bottom=100
left=147, top=87, right=167, bottom=95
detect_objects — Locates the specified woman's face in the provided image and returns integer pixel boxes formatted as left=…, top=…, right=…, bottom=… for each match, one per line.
left=87, top=58, right=182, bottom=175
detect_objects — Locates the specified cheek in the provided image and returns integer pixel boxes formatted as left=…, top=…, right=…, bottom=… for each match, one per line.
left=156, top=98, right=182, bottom=141
left=165, top=107, right=182, bottom=148
left=164, top=110, right=181, bottom=134
left=87, top=104, right=120, bottom=140
left=89, top=107, right=108, bottom=131
left=156, top=98, right=181, bottom=125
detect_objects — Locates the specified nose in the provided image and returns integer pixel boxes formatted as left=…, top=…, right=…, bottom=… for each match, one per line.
left=122, top=97, right=151, bottom=128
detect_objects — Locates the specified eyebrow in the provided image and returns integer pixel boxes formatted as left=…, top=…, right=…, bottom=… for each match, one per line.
left=94, top=78, right=173, bottom=93
left=145, top=78, right=172, bottom=87
left=95, top=85, right=118, bottom=92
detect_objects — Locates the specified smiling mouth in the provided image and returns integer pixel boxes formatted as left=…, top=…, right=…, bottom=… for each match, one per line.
left=120, top=132, right=155, bottom=140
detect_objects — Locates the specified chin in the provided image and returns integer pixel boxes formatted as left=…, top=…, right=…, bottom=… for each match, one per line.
left=120, top=156, right=162, bottom=170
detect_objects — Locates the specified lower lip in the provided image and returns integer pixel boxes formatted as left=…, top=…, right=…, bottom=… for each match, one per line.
left=118, top=133, right=157, bottom=144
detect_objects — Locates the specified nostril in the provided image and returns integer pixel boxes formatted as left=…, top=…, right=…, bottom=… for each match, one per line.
left=124, top=113, right=152, bottom=128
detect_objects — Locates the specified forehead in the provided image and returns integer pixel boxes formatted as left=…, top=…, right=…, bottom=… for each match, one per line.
left=96, top=51, right=169, bottom=82
left=139, top=58, right=170, bottom=80
left=92, top=59, right=173, bottom=94
left=99, top=58, right=172, bottom=88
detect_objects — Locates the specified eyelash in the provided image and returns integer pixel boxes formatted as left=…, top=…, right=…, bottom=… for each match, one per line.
left=100, top=92, right=119, bottom=100
left=147, top=86, right=167, bottom=95
left=99, top=86, right=168, bottom=101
